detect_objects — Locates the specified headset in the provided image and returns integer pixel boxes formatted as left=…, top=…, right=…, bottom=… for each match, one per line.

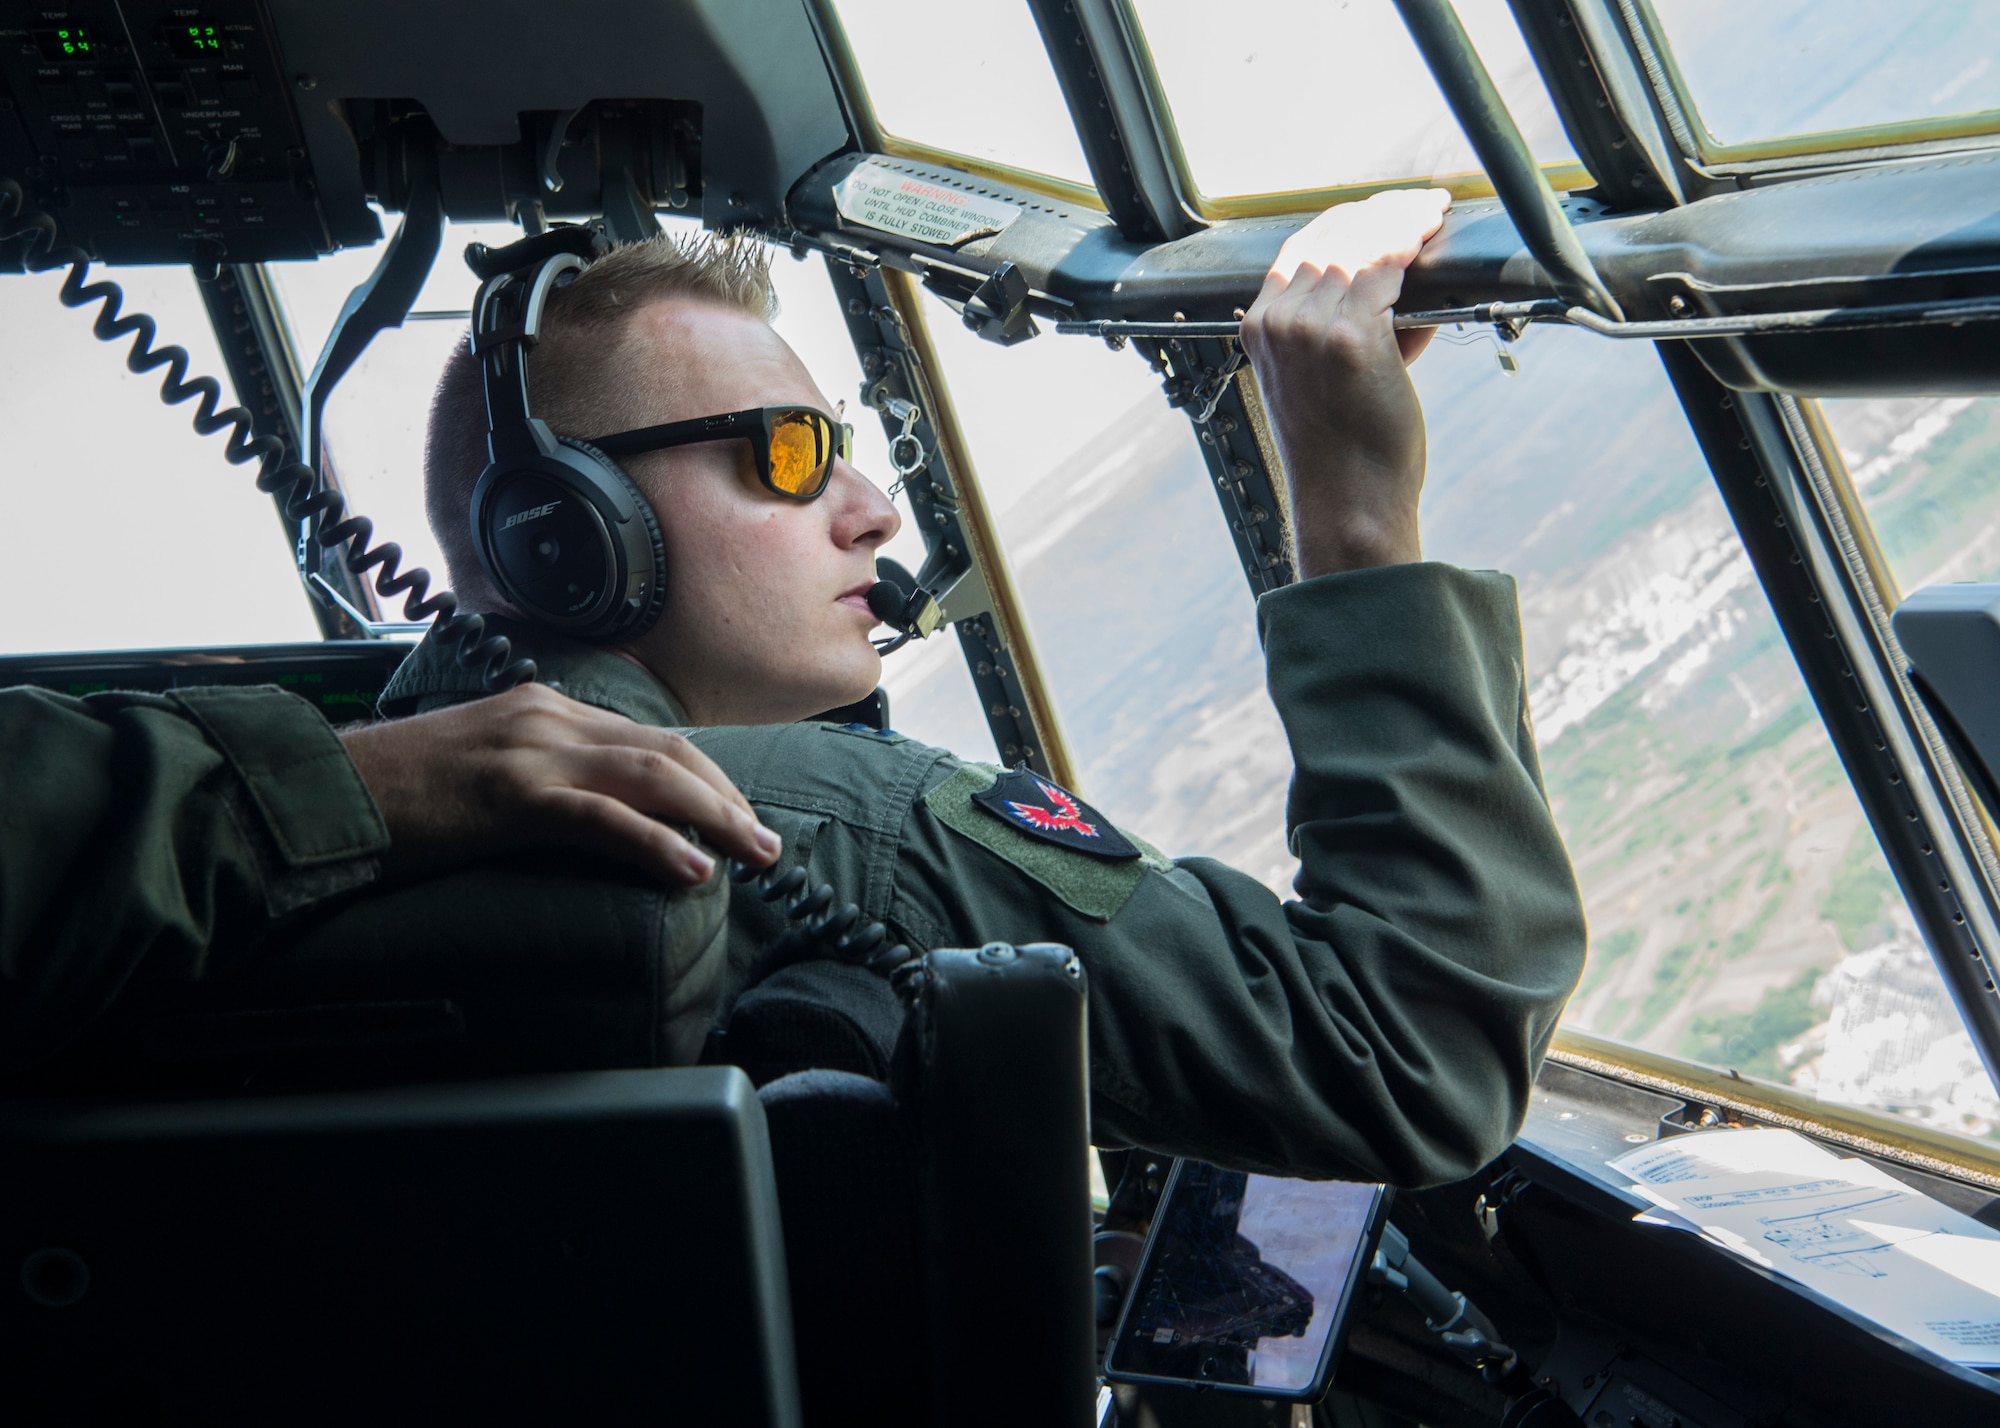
left=467, top=225, right=670, bottom=643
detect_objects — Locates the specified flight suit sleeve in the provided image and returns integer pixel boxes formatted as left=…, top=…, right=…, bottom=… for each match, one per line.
left=0, top=684, right=388, bottom=1070
left=891, top=563, right=1586, bottom=1186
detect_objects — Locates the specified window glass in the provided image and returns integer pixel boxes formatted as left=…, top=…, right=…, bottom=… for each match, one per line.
left=828, top=0, right=1096, bottom=189
left=1822, top=396, right=2000, bottom=594
left=1645, top=1, right=2000, bottom=148
left=1127, top=0, right=1579, bottom=199
left=1415, top=330, right=1994, bottom=1143
left=267, top=217, right=525, bottom=611
left=1816, top=393, right=2000, bottom=1139
left=0, top=265, right=318, bottom=653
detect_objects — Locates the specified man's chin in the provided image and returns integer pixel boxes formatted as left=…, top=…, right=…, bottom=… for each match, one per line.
left=772, top=647, right=882, bottom=724
left=820, top=652, right=884, bottom=714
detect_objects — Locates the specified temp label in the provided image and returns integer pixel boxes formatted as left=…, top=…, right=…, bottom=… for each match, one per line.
left=832, top=160, right=1021, bottom=247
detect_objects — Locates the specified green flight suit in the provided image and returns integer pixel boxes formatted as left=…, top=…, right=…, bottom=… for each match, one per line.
left=0, top=684, right=389, bottom=1074
left=379, top=562, right=1586, bottom=1186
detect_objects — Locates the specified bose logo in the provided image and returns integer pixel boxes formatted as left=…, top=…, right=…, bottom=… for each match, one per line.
left=502, top=501, right=561, bottom=531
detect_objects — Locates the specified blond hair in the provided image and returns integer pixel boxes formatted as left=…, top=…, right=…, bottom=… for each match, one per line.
left=423, top=230, right=777, bottom=605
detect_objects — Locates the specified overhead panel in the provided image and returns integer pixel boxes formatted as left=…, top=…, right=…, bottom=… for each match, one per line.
left=1644, top=0, right=2000, bottom=154
left=827, top=0, right=1095, bottom=190
left=0, top=0, right=336, bottom=263
left=263, top=0, right=851, bottom=241
left=1125, top=0, right=1580, bottom=203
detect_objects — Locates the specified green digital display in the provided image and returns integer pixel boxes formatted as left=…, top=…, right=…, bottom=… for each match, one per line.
left=33, top=26, right=95, bottom=63
left=166, top=21, right=223, bottom=61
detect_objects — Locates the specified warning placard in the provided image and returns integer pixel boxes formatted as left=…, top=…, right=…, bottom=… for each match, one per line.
left=833, top=160, right=1022, bottom=247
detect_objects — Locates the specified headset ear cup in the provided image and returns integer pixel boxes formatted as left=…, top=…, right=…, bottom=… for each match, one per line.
left=557, top=436, right=668, bottom=640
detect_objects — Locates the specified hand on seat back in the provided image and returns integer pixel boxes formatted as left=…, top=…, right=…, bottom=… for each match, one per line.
left=1238, top=187, right=1452, bottom=578
left=339, top=682, right=781, bottom=885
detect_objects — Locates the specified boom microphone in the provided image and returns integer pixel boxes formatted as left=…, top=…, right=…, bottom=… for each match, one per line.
left=866, top=581, right=909, bottom=627
left=868, top=557, right=919, bottom=626
left=867, top=557, right=924, bottom=655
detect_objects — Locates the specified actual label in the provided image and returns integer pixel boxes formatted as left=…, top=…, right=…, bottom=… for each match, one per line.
left=832, top=159, right=1022, bottom=247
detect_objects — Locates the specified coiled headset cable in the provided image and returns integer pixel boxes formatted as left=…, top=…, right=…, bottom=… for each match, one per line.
left=0, top=176, right=534, bottom=692
left=728, top=859, right=914, bottom=981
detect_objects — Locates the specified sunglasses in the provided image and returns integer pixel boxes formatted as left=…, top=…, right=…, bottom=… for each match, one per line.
left=588, top=404, right=854, bottom=500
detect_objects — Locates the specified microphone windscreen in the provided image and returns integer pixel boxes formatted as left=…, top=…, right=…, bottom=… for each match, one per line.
left=865, top=581, right=909, bottom=626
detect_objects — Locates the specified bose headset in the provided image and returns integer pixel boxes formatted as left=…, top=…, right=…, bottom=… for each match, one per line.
left=466, top=224, right=670, bottom=643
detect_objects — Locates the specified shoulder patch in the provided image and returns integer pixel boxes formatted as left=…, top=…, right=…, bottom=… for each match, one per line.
left=924, top=764, right=1162, bottom=922
left=973, top=765, right=1139, bottom=860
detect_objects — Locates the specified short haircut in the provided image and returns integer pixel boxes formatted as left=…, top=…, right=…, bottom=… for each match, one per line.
left=423, top=229, right=778, bottom=606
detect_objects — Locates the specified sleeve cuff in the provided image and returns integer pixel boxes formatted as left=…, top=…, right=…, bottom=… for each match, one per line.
left=1256, top=561, right=1521, bottom=657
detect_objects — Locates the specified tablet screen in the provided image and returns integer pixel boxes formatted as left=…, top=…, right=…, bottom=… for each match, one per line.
left=1105, top=1162, right=1388, bottom=1400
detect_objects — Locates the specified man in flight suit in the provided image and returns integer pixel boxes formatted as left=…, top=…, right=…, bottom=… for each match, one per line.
left=382, top=187, right=1587, bottom=1186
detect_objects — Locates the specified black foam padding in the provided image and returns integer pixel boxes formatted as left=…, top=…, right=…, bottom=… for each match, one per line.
left=761, top=1070, right=925, bottom=1428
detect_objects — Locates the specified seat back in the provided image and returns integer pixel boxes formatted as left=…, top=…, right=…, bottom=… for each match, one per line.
left=0, top=1068, right=800, bottom=1427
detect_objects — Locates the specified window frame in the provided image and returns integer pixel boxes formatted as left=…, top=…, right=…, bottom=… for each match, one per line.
left=1621, top=0, right=2000, bottom=169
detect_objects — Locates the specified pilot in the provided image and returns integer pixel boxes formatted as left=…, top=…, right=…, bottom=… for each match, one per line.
left=381, top=187, right=1587, bottom=1185
left=0, top=679, right=778, bottom=1075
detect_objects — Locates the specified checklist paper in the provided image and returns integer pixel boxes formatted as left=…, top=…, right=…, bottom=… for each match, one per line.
left=1609, top=1129, right=2000, bottom=1369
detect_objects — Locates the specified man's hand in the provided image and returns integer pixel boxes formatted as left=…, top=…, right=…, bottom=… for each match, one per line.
left=1238, top=188, right=1452, bottom=578
left=339, top=683, right=781, bottom=886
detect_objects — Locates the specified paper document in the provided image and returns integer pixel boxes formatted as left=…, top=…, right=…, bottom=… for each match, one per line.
left=1609, top=1129, right=2000, bottom=1368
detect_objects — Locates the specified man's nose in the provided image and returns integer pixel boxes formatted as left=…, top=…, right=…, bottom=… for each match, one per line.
left=831, top=459, right=901, bottom=548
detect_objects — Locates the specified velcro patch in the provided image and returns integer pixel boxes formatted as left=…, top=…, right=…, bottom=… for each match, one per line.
left=924, top=764, right=1167, bottom=921
left=972, top=765, right=1139, bottom=861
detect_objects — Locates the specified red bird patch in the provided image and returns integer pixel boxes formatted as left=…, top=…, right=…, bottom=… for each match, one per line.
left=1008, top=780, right=1097, bottom=837
left=973, top=764, right=1140, bottom=861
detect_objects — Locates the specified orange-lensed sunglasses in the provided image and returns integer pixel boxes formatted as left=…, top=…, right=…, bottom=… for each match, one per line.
left=588, top=404, right=853, bottom=500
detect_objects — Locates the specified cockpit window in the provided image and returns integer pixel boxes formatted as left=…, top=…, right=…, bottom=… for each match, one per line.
left=1821, top=396, right=2000, bottom=604
left=266, top=218, right=529, bottom=611
left=827, top=0, right=1097, bottom=193
left=1641, top=0, right=2000, bottom=156
left=1125, top=0, right=1584, bottom=206
left=1403, top=331, right=1995, bottom=1144
left=0, top=266, right=317, bottom=653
